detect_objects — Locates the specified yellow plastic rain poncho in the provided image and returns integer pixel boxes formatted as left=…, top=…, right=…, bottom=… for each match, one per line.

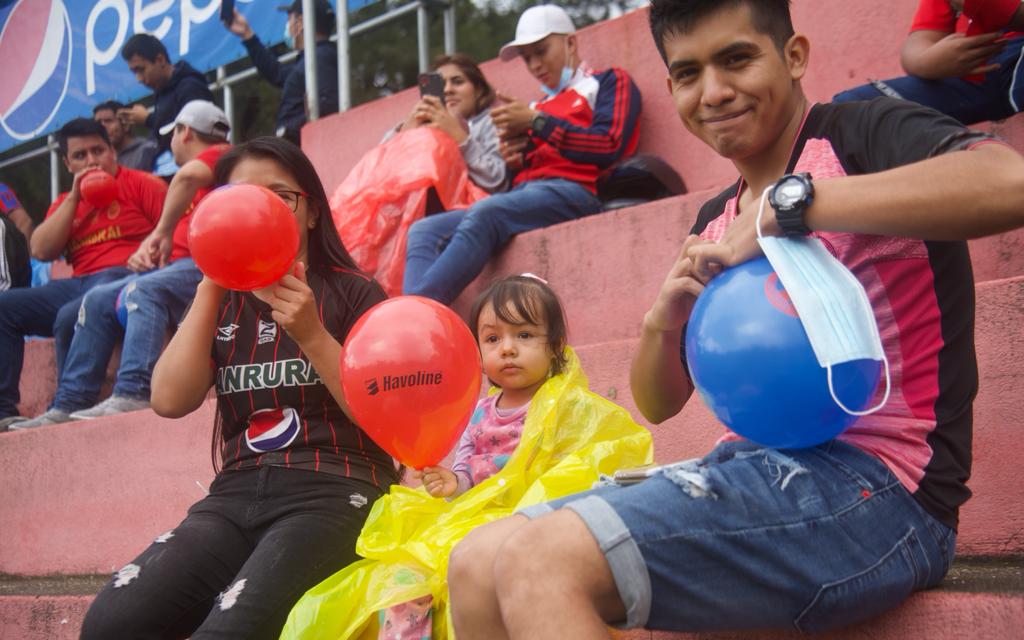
left=280, top=348, right=653, bottom=640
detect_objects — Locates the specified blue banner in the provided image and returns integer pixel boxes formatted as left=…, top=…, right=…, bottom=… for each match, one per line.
left=0, top=0, right=375, bottom=154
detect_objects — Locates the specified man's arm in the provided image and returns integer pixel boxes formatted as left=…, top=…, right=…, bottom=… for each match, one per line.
left=630, top=236, right=707, bottom=424
left=242, top=36, right=290, bottom=88
left=30, top=171, right=88, bottom=261
left=6, top=206, right=34, bottom=242
left=689, top=142, right=1024, bottom=276
left=535, top=69, right=643, bottom=168
left=900, top=29, right=1005, bottom=78
left=128, top=157, right=214, bottom=271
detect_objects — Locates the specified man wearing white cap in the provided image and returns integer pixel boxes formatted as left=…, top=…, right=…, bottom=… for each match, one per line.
left=403, top=4, right=642, bottom=305
left=17, top=101, right=233, bottom=426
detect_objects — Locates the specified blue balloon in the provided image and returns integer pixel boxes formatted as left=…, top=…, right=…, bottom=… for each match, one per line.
left=685, top=257, right=881, bottom=448
left=114, top=284, right=130, bottom=329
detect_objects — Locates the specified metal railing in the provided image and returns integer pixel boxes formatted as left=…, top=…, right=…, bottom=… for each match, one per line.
left=0, top=1, right=455, bottom=200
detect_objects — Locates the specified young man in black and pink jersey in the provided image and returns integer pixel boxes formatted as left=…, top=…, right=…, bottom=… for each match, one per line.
left=403, top=4, right=642, bottom=305
left=0, top=118, right=166, bottom=432
left=834, top=0, right=1024, bottom=125
left=446, top=1, right=1024, bottom=637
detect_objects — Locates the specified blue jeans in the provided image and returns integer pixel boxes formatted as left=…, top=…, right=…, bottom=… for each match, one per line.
left=403, top=179, right=602, bottom=304
left=0, top=266, right=132, bottom=418
left=833, top=36, right=1024, bottom=125
left=521, top=440, right=956, bottom=633
left=51, top=259, right=202, bottom=412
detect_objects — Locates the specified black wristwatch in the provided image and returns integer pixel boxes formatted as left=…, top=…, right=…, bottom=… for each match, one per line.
left=530, top=112, right=549, bottom=136
left=768, top=172, right=814, bottom=236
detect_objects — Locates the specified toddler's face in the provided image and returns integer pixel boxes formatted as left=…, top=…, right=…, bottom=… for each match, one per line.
left=476, top=301, right=553, bottom=396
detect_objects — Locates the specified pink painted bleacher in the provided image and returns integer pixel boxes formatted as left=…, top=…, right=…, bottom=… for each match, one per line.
left=3, top=1, right=1023, bottom=637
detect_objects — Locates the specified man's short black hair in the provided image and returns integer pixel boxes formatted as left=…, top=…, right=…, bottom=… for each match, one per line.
left=93, top=100, right=126, bottom=115
left=649, top=0, right=794, bottom=64
left=56, top=118, right=111, bottom=158
left=120, top=33, right=169, bottom=63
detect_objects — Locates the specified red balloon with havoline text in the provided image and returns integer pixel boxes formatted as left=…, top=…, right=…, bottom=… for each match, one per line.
left=341, top=296, right=482, bottom=469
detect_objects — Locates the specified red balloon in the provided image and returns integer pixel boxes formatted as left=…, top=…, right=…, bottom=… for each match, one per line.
left=341, top=296, right=482, bottom=469
left=79, top=169, right=118, bottom=209
left=188, top=184, right=300, bottom=291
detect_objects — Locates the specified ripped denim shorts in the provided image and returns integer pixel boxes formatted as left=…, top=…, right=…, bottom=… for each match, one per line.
left=518, top=439, right=955, bottom=633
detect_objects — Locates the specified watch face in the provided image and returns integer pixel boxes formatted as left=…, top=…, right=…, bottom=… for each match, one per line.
left=775, top=178, right=806, bottom=208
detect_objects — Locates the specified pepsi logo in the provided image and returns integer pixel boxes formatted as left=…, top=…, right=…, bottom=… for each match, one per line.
left=764, top=272, right=799, bottom=318
left=245, top=407, right=301, bottom=453
left=0, top=0, right=72, bottom=141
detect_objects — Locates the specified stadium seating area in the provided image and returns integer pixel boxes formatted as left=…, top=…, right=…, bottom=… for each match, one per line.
left=2, top=2, right=1021, bottom=637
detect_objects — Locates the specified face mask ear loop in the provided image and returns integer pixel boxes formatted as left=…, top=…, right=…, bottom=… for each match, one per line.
left=827, top=355, right=891, bottom=416
left=755, top=186, right=773, bottom=241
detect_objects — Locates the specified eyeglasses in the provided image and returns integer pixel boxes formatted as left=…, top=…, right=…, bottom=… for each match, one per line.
left=272, top=189, right=307, bottom=212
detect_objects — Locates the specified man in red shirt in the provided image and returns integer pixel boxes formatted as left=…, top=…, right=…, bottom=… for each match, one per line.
left=834, top=0, right=1024, bottom=124
left=16, top=102, right=231, bottom=428
left=0, top=119, right=166, bottom=431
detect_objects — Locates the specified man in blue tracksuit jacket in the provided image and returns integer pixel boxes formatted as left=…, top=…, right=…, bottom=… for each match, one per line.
left=226, top=0, right=340, bottom=144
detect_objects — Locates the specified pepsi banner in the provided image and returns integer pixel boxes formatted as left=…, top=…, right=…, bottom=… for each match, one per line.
left=0, top=0, right=377, bottom=154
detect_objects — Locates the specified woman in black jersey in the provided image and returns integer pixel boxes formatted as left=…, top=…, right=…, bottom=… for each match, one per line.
left=81, top=137, right=399, bottom=640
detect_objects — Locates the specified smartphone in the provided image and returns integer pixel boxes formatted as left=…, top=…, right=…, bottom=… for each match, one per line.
left=418, top=72, right=445, bottom=99
left=220, top=0, right=235, bottom=25
left=611, top=464, right=664, bottom=485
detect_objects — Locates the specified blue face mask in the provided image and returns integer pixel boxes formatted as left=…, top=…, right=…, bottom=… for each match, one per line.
left=540, top=66, right=573, bottom=97
left=283, top=21, right=295, bottom=49
left=755, top=187, right=891, bottom=417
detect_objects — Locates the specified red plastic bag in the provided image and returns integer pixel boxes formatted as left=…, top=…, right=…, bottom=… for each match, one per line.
left=330, top=127, right=489, bottom=296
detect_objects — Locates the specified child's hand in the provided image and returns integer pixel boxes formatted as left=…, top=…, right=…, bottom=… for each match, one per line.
left=414, top=466, right=459, bottom=498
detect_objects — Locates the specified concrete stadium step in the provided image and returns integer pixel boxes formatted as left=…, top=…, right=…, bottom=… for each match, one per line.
left=2, top=276, right=1020, bottom=577
left=0, top=557, right=1019, bottom=640
left=16, top=339, right=117, bottom=422
left=622, top=557, right=1024, bottom=639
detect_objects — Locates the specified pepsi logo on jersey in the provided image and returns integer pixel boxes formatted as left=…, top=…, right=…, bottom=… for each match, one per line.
left=245, top=407, right=301, bottom=452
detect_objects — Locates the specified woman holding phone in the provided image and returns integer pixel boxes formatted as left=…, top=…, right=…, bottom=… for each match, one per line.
left=333, top=53, right=507, bottom=296
left=388, top=53, right=507, bottom=194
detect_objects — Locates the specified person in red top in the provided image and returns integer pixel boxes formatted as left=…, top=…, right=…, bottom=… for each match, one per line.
left=403, top=4, right=642, bottom=304
left=16, top=102, right=232, bottom=428
left=0, top=118, right=165, bottom=431
left=834, top=0, right=1024, bottom=124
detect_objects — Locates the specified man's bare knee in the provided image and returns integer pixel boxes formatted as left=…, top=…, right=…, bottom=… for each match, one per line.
left=492, top=509, right=625, bottom=622
left=450, top=514, right=529, bottom=589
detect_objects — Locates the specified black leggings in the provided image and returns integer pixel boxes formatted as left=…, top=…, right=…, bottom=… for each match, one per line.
left=81, top=466, right=384, bottom=639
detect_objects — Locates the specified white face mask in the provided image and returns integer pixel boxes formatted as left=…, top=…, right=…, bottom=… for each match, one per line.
left=540, top=38, right=574, bottom=97
left=755, top=187, right=891, bottom=416
left=284, top=21, right=295, bottom=49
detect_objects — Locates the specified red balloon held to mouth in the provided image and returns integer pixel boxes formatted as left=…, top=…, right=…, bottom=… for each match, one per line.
left=79, top=169, right=118, bottom=209
left=188, top=184, right=300, bottom=291
left=340, top=296, right=482, bottom=469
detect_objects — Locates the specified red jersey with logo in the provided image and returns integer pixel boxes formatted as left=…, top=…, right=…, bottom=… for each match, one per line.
left=212, top=266, right=398, bottom=489
left=911, top=0, right=1023, bottom=38
left=45, top=166, right=166, bottom=276
left=519, top=65, right=642, bottom=193
left=684, top=100, right=999, bottom=531
left=169, top=143, right=231, bottom=262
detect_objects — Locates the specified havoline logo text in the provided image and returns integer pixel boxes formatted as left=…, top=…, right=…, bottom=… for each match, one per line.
left=366, top=371, right=443, bottom=395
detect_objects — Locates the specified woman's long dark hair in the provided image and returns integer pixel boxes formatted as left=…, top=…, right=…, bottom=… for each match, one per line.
left=431, top=53, right=496, bottom=116
left=207, top=137, right=383, bottom=471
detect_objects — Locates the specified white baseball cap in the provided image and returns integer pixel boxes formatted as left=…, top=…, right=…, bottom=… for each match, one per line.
left=499, top=5, right=576, bottom=62
left=159, top=100, right=230, bottom=140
